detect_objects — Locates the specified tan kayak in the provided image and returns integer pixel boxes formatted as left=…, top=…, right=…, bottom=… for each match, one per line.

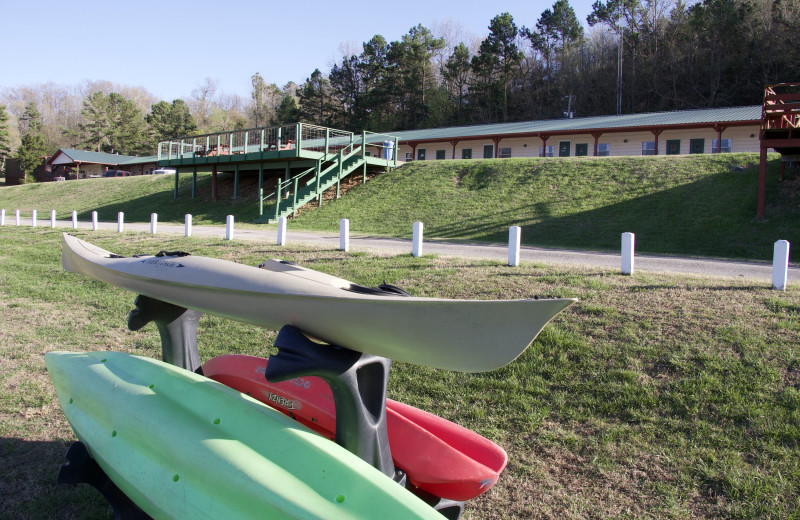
left=61, top=233, right=575, bottom=372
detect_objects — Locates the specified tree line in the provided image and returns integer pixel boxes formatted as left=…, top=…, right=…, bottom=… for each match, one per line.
left=1, top=0, right=798, bottom=178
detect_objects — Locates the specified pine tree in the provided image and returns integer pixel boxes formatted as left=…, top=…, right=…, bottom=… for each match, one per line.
left=0, top=105, right=11, bottom=174
left=15, top=103, right=48, bottom=182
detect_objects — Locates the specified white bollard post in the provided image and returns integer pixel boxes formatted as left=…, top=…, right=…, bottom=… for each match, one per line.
left=277, top=217, right=287, bottom=246
left=72, top=210, right=78, bottom=229
left=51, top=210, right=56, bottom=228
left=0, top=209, right=5, bottom=226
left=117, top=212, right=124, bottom=233
left=15, top=210, right=20, bottom=226
left=31, top=209, right=37, bottom=227
left=185, top=214, right=192, bottom=237
left=340, top=219, right=350, bottom=252
left=412, top=221, right=424, bottom=258
left=508, top=226, right=521, bottom=267
left=91, top=211, right=98, bottom=231
left=150, top=213, right=158, bottom=234
left=621, top=232, right=635, bottom=275
left=772, top=240, right=790, bottom=291
left=226, top=215, right=234, bottom=240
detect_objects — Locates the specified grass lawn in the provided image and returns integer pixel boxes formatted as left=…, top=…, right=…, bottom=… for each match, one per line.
left=2, top=227, right=799, bottom=519
left=1, top=153, right=797, bottom=262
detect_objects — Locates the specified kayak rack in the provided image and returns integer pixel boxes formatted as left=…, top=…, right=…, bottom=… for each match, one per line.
left=57, top=294, right=465, bottom=520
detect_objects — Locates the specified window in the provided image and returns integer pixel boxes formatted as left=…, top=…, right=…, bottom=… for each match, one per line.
left=711, top=139, right=732, bottom=153
left=436, top=150, right=446, bottom=160
left=405, top=152, right=412, bottom=161
left=642, top=141, right=656, bottom=155
left=365, top=151, right=371, bottom=157
left=417, top=148, right=426, bottom=160
left=598, top=143, right=610, bottom=156
left=462, top=148, right=472, bottom=159
left=558, top=141, right=571, bottom=157
left=575, top=143, right=588, bottom=156
left=689, top=139, right=704, bottom=154
left=539, top=145, right=554, bottom=157
left=666, top=140, right=681, bottom=155
left=483, top=145, right=494, bottom=158
left=498, top=147, right=512, bottom=158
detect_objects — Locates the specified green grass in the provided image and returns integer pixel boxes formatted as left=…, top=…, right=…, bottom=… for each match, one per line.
left=2, top=227, right=800, bottom=519
left=290, top=154, right=798, bottom=262
left=1, top=154, right=796, bottom=261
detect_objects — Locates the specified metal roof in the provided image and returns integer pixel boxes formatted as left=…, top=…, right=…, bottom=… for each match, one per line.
left=53, top=148, right=139, bottom=165
left=389, top=105, right=762, bottom=143
left=118, top=155, right=157, bottom=165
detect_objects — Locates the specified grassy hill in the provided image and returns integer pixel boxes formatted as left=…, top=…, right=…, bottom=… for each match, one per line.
left=1, top=154, right=796, bottom=261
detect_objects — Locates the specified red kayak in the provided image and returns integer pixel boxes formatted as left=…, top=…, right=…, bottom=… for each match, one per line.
left=202, top=355, right=508, bottom=501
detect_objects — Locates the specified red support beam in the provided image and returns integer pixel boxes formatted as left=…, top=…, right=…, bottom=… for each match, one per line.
left=650, top=129, right=663, bottom=155
left=450, top=139, right=459, bottom=159
left=540, top=133, right=550, bottom=157
left=591, top=132, right=603, bottom=156
left=493, top=137, right=501, bottom=158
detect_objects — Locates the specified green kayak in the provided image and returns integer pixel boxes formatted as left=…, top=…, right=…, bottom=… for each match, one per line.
left=46, top=350, right=443, bottom=519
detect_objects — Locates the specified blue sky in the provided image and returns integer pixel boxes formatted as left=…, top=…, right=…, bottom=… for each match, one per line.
left=2, top=0, right=600, bottom=101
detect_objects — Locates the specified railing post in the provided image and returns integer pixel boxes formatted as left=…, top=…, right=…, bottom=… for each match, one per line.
left=244, top=131, right=248, bottom=154
left=394, top=137, right=399, bottom=167
left=277, top=216, right=287, bottom=246
left=226, top=215, right=234, bottom=241
left=292, top=177, right=299, bottom=217
left=258, top=164, right=264, bottom=217
left=340, top=218, right=350, bottom=252
left=362, top=131, right=366, bottom=156
left=315, top=159, right=322, bottom=205
left=412, top=222, right=424, bottom=258
left=180, top=139, right=185, bottom=157
left=206, top=136, right=210, bottom=155
left=325, top=128, right=330, bottom=156
left=260, top=128, right=265, bottom=152
left=274, top=180, right=282, bottom=222
left=773, top=240, right=791, bottom=290
left=296, top=123, right=302, bottom=152
left=157, top=141, right=162, bottom=161
left=192, top=138, right=197, bottom=156
left=621, top=232, right=635, bottom=275
left=277, top=126, right=282, bottom=149
left=509, top=226, right=521, bottom=267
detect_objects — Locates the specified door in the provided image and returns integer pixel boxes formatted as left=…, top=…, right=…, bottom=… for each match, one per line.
left=483, top=145, right=494, bottom=158
left=689, top=139, right=704, bottom=154
left=575, top=143, right=588, bottom=156
left=666, top=140, right=681, bottom=155
left=559, top=141, right=571, bottom=157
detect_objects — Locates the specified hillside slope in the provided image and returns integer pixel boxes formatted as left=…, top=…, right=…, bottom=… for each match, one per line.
left=1, top=154, right=796, bottom=261
left=290, top=154, right=798, bottom=261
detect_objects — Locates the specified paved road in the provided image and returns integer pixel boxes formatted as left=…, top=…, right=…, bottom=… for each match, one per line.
left=20, top=217, right=798, bottom=282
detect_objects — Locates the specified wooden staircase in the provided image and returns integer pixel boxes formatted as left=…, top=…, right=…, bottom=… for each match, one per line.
left=255, top=143, right=368, bottom=224
left=757, top=82, right=800, bottom=219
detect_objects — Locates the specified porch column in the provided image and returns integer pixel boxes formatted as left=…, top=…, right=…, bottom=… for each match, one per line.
left=192, top=167, right=197, bottom=199
left=493, top=137, right=501, bottom=158
left=540, top=134, right=550, bottom=157
left=591, top=132, right=603, bottom=156
left=450, top=139, right=460, bottom=159
left=173, top=168, right=179, bottom=199
left=713, top=124, right=728, bottom=154
left=233, top=164, right=239, bottom=199
left=651, top=129, right=663, bottom=155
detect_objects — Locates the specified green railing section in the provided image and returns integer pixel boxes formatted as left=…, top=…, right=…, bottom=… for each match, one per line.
left=158, top=123, right=399, bottom=223
left=157, top=123, right=399, bottom=163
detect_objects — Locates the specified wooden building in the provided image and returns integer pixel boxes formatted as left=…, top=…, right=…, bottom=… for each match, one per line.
left=390, top=106, right=762, bottom=162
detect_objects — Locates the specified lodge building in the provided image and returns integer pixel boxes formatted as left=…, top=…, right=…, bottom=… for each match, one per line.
left=389, top=105, right=761, bottom=162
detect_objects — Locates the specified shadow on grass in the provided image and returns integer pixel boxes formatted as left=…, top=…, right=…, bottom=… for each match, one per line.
left=427, top=161, right=799, bottom=262
left=0, top=437, right=111, bottom=519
